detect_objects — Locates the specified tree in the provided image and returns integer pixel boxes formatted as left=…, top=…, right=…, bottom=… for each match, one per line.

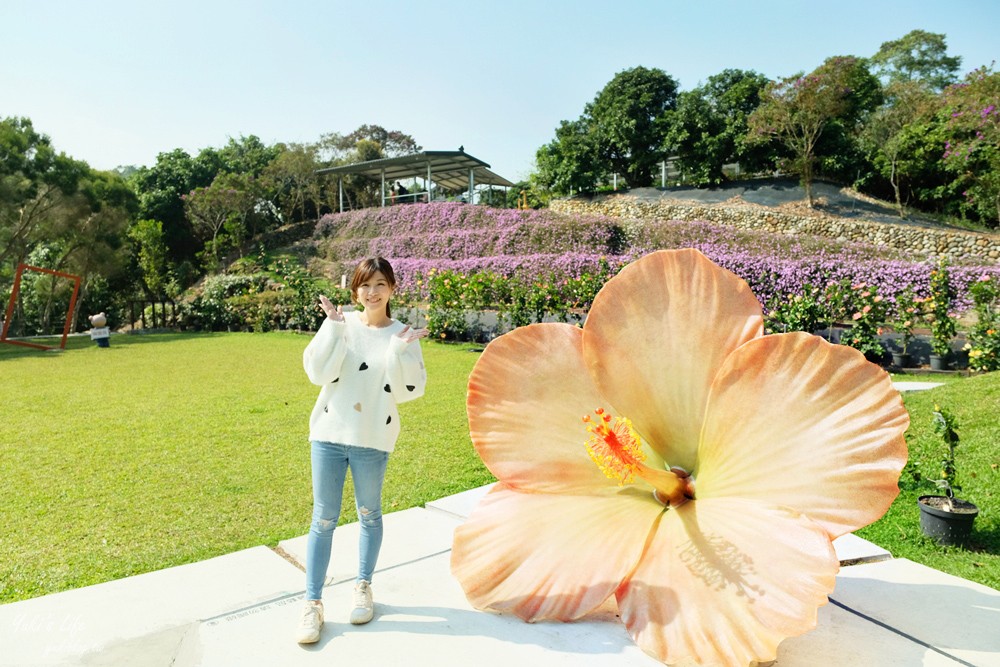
left=340, top=125, right=420, bottom=158
left=586, top=66, right=678, bottom=187
left=318, top=125, right=421, bottom=163
left=870, top=30, right=962, bottom=92
left=0, top=117, right=86, bottom=269
left=53, top=170, right=133, bottom=328
left=127, top=219, right=171, bottom=297
left=314, top=126, right=421, bottom=211
left=215, top=135, right=281, bottom=177
left=748, top=57, right=877, bottom=206
left=183, top=174, right=257, bottom=270
left=665, top=69, right=771, bottom=185
left=129, top=149, right=214, bottom=264
left=941, top=66, right=1000, bottom=226
left=812, top=57, right=884, bottom=185
left=264, top=142, right=323, bottom=223
left=861, top=81, right=938, bottom=216
left=534, top=119, right=601, bottom=194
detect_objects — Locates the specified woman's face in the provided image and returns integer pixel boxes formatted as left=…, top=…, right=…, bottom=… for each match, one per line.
left=355, top=270, right=394, bottom=313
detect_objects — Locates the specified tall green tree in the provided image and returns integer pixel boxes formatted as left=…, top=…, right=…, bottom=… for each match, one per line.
left=870, top=29, right=962, bottom=92
left=215, top=135, right=281, bottom=177
left=314, top=126, right=421, bottom=210
left=264, top=142, right=323, bottom=223
left=55, top=171, right=134, bottom=328
left=318, top=125, right=421, bottom=163
left=129, top=149, right=214, bottom=264
left=0, top=117, right=87, bottom=269
left=665, top=69, right=771, bottom=185
left=586, top=66, right=678, bottom=187
left=534, top=119, right=601, bottom=194
left=338, top=125, right=420, bottom=158
left=861, top=80, right=939, bottom=216
left=748, top=57, right=879, bottom=206
left=183, top=173, right=258, bottom=270
left=942, top=66, right=1000, bottom=226
left=0, top=118, right=133, bottom=333
left=812, top=56, right=884, bottom=185
left=127, top=219, right=171, bottom=298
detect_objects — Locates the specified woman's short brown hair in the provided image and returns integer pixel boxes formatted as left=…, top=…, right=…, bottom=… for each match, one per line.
left=350, top=257, right=397, bottom=317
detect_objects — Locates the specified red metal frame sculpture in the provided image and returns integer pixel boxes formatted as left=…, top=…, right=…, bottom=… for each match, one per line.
left=1, top=263, right=82, bottom=351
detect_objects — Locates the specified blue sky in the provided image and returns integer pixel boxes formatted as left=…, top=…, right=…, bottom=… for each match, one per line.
left=2, top=0, right=997, bottom=182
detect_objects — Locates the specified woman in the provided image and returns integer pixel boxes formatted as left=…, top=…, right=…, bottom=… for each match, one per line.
left=297, top=257, right=428, bottom=644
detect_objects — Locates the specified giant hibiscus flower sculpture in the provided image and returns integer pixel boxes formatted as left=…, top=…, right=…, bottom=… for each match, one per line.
left=451, top=249, right=909, bottom=666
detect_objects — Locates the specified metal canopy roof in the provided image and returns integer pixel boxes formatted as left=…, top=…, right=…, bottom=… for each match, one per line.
left=315, top=150, right=516, bottom=192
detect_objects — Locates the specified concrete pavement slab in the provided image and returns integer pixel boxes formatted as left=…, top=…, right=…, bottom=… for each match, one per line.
left=831, top=558, right=1000, bottom=667
left=425, top=482, right=494, bottom=519
left=171, top=544, right=988, bottom=667
left=0, top=546, right=303, bottom=667
left=277, top=506, right=460, bottom=582
left=893, top=381, right=945, bottom=392
left=775, top=595, right=980, bottom=666
left=185, top=551, right=656, bottom=667
left=3, top=488, right=998, bottom=667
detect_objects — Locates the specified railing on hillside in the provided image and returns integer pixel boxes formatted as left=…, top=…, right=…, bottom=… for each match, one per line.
left=129, top=299, right=178, bottom=330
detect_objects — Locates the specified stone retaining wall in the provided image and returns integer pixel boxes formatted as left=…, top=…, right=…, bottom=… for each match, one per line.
left=551, top=195, right=1000, bottom=264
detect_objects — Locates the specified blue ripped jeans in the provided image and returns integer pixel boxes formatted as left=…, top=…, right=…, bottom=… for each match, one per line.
left=305, top=441, right=389, bottom=601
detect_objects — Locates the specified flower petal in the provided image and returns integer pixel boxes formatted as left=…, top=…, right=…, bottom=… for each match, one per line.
left=452, top=483, right=664, bottom=622
left=468, top=323, right=620, bottom=493
left=583, top=249, right=763, bottom=471
left=617, top=498, right=838, bottom=666
left=697, top=333, right=909, bottom=537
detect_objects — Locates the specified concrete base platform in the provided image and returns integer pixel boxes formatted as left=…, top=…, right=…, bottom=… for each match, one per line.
left=1, top=485, right=998, bottom=666
left=893, top=381, right=945, bottom=392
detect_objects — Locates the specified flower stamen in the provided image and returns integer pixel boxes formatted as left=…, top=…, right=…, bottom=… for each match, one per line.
left=583, top=408, right=695, bottom=507
left=583, top=410, right=646, bottom=484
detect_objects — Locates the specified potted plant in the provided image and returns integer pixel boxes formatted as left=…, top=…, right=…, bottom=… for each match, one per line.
left=926, top=262, right=956, bottom=371
left=890, top=288, right=921, bottom=368
left=917, top=405, right=979, bottom=545
left=964, top=274, right=1000, bottom=373
left=841, top=282, right=889, bottom=364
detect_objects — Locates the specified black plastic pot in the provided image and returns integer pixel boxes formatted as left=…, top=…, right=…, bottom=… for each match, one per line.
left=918, top=495, right=979, bottom=545
left=929, top=353, right=949, bottom=371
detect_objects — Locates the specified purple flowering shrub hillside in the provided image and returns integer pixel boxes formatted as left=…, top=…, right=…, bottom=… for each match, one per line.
left=311, top=203, right=999, bottom=316
left=314, top=203, right=628, bottom=265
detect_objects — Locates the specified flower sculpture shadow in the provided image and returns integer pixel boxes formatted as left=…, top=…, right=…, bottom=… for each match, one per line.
left=451, top=249, right=909, bottom=667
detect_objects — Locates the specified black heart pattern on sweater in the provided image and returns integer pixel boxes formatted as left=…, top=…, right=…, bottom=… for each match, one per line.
left=359, top=362, right=369, bottom=371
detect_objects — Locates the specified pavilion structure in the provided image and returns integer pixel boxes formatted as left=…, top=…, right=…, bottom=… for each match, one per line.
left=315, top=149, right=516, bottom=212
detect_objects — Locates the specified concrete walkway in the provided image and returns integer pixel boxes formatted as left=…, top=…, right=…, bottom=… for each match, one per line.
left=1, top=483, right=998, bottom=667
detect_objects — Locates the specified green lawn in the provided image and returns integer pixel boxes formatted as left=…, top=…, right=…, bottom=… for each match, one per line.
left=0, top=332, right=491, bottom=603
left=1, top=333, right=997, bottom=604
left=857, top=371, right=1000, bottom=587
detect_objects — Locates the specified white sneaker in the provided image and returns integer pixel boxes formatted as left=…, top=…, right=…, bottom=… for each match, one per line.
left=296, top=600, right=324, bottom=643
left=350, top=580, right=374, bottom=625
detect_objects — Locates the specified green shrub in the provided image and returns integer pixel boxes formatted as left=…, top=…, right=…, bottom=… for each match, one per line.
left=966, top=275, right=1000, bottom=372
left=765, top=284, right=825, bottom=334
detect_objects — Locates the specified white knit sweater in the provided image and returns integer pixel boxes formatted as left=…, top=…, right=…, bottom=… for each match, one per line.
left=303, top=311, right=426, bottom=452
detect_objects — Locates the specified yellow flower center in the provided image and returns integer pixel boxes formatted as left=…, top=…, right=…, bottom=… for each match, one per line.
left=583, top=408, right=695, bottom=507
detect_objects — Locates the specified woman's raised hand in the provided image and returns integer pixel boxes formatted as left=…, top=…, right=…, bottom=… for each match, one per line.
left=397, top=325, right=429, bottom=344
left=318, top=295, right=344, bottom=322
